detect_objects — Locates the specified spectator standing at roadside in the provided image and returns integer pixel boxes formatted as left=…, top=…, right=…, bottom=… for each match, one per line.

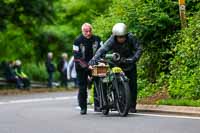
left=57, top=53, right=68, bottom=87
left=45, top=52, right=55, bottom=88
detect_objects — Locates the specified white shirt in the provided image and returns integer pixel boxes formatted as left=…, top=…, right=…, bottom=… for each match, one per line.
left=67, top=56, right=77, bottom=79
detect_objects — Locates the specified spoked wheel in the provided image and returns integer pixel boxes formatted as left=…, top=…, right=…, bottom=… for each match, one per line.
left=115, top=76, right=131, bottom=116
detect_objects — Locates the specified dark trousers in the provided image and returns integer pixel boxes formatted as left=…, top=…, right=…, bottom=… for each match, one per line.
left=60, top=70, right=68, bottom=87
left=47, top=72, right=53, bottom=88
left=124, top=64, right=138, bottom=109
left=20, top=78, right=30, bottom=88
left=76, top=68, right=89, bottom=110
left=72, top=78, right=79, bottom=88
left=7, top=77, right=22, bottom=89
left=93, top=78, right=100, bottom=109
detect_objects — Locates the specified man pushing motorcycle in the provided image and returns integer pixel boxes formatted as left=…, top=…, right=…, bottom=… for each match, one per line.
left=89, top=23, right=142, bottom=113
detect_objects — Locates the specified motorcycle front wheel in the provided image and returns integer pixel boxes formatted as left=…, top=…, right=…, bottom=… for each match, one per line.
left=114, top=75, right=131, bottom=116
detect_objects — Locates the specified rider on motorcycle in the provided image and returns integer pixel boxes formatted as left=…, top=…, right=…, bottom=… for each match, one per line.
left=89, top=23, right=142, bottom=113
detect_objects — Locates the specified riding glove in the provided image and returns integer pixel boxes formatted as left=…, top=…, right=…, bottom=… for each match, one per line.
left=89, top=59, right=97, bottom=66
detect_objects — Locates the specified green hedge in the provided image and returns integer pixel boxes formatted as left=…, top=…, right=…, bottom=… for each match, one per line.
left=169, top=11, right=200, bottom=100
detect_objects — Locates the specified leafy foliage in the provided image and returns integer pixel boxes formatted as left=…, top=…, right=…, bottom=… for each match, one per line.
left=23, top=63, right=48, bottom=81
left=0, top=0, right=55, bottom=31
left=23, top=63, right=60, bottom=81
left=0, top=24, right=34, bottom=61
left=0, top=0, right=111, bottom=62
left=169, top=11, right=200, bottom=100
left=158, top=99, right=200, bottom=107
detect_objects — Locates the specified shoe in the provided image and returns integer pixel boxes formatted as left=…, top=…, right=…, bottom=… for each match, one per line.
left=129, top=108, right=137, bottom=113
left=80, top=108, right=87, bottom=115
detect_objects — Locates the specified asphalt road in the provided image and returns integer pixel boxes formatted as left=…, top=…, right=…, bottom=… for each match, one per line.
left=0, top=92, right=199, bottom=133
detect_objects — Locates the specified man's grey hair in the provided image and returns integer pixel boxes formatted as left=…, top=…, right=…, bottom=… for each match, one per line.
left=15, top=60, right=21, bottom=66
left=81, top=23, right=92, bottom=31
left=48, top=52, right=53, bottom=57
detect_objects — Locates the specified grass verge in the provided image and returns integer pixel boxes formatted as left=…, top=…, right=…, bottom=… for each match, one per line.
left=157, top=99, right=200, bottom=107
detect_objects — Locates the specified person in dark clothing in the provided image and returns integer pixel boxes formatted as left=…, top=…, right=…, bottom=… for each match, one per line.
left=57, top=53, right=68, bottom=87
left=3, top=61, right=22, bottom=89
left=14, top=60, right=30, bottom=89
left=73, top=23, right=101, bottom=115
left=45, top=52, right=55, bottom=88
left=89, top=23, right=142, bottom=113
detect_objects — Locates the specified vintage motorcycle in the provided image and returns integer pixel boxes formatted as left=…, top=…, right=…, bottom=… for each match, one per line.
left=91, top=53, right=131, bottom=116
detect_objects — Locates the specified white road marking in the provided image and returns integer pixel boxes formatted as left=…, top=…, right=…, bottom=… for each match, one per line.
left=133, top=113, right=200, bottom=120
left=0, top=102, right=5, bottom=105
left=0, top=96, right=76, bottom=105
left=75, top=106, right=200, bottom=120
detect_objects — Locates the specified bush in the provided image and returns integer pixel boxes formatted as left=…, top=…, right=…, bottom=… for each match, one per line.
left=23, top=63, right=60, bottom=82
left=169, top=11, right=200, bottom=100
left=0, top=24, right=35, bottom=62
left=138, top=72, right=169, bottom=98
left=22, top=63, right=59, bottom=82
left=33, top=26, right=72, bottom=61
left=23, top=63, right=48, bottom=82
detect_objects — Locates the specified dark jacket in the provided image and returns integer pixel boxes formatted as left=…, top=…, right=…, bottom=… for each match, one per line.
left=73, top=34, right=101, bottom=69
left=45, top=58, right=55, bottom=73
left=3, top=63, right=17, bottom=80
left=92, top=33, right=142, bottom=70
left=57, top=58, right=65, bottom=73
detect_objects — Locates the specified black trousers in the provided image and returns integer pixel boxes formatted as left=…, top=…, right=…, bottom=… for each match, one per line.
left=7, top=77, right=22, bottom=89
left=59, top=70, right=68, bottom=87
left=20, top=78, right=30, bottom=88
left=47, top=72, right=53, bottom=88
left=124, top=64, right=138, bottom=109
left=76, top=68, right=89, bottom=110
left=93, top=77, right=100, bottom=109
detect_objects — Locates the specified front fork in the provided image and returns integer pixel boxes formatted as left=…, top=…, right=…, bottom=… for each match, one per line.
left=112, top=73, right=128, bottom=105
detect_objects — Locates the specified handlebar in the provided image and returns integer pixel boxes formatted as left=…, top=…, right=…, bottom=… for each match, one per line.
left=92, top=53, right=133, bottom=71
left=105, top=53, right=121, bottom=62
left=89, top=53, right=124, bottom=68
left=96, top=53, right=121, bottom=67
